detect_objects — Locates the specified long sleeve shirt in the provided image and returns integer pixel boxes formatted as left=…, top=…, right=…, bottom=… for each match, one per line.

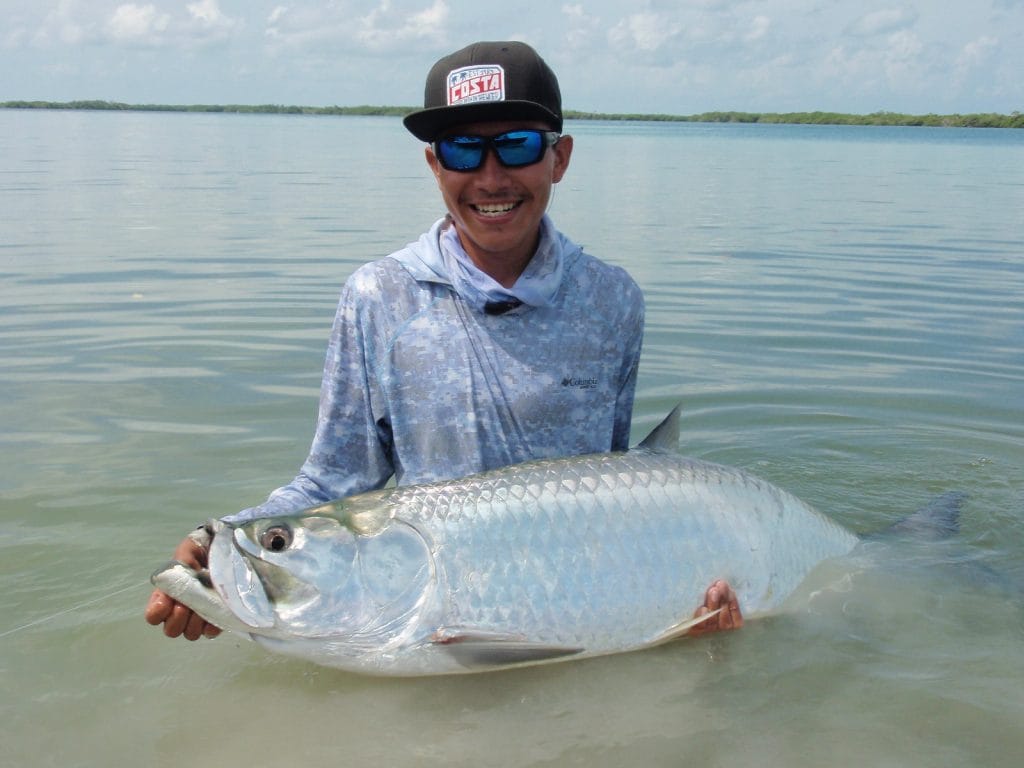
left=228, top=215, right=644, bottom=523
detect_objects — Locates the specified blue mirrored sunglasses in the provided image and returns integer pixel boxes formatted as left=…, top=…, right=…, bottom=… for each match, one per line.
left=433, top=130, right=560, bottom=172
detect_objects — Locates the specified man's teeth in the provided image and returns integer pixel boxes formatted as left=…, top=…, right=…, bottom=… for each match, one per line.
left=475, top=202, right=517, bottom=216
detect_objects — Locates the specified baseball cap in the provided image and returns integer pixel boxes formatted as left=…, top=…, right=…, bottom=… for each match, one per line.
left=403, top=41, right=562, bottom=142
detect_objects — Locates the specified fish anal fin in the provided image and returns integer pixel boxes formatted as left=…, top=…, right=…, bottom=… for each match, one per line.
left=431, top=630, right=584, bottom=670
left=649, top=608, right=723, bottom=647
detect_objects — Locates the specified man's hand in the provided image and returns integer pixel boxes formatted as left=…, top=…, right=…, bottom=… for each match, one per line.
left=144, top=533, right=221, bottom=641
left=688, top=579, right=743, bottom=637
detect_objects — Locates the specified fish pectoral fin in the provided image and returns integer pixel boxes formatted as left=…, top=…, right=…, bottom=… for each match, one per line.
left=649, top=608, right=724, bottom=647
left=431, top=630, right=584, bottom=670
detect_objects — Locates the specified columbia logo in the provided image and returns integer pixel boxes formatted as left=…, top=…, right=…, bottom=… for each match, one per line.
left=562, top=376, right=598, bottom=390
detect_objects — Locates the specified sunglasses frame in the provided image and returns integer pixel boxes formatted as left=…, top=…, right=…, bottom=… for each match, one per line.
left=433, top=130, right=561, bottom=172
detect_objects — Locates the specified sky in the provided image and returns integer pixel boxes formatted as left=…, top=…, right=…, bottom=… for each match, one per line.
left=2, top=0, right=1022, bottom=115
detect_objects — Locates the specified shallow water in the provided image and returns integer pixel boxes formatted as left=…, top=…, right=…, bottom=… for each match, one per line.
left=1, top=112, right=1022, bottom=767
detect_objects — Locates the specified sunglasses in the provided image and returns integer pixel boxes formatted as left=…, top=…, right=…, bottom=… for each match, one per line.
left=433, top=130, right=561, bottom=172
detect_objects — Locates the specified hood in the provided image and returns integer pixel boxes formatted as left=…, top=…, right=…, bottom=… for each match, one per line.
left=389, top=215, right=581, bottom=313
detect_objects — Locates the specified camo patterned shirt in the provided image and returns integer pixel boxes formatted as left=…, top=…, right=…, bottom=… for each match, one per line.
left=228, top=215, right=644, bottom=522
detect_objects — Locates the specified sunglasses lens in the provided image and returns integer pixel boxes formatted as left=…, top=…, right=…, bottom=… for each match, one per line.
left=437, top=136, right=486, bottom=171
left=493, top=131, right=545, bottom=167
left=435, top=131, right=554, bottom=171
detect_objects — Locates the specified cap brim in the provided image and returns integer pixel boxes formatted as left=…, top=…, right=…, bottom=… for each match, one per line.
left=403, top=101, right=562, bottom=142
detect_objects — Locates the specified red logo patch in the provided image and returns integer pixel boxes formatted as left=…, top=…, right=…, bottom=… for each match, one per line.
left=446, top=64, right=505, bottom=106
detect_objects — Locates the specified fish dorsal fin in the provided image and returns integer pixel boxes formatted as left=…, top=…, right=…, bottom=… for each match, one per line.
left=636, top=405, right=681, bottom=454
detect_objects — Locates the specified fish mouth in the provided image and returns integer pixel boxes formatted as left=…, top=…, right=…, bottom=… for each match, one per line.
left=150, top=519, right=298, bottom=636
left=150, top=559, right=254, bottom=635
left=206, top=521, right=278, bottom=630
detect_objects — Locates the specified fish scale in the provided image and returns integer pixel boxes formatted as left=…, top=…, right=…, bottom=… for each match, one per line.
left=392, top=450, right=853, bottom=656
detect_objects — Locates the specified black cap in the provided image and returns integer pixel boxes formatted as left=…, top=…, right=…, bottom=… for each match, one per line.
left=403, top=41, right=562, bottom=142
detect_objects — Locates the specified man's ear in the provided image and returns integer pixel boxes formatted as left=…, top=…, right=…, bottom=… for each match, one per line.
left=551, top=134, right=573, bottom=183
left=425, top=145, right=442, bottom=181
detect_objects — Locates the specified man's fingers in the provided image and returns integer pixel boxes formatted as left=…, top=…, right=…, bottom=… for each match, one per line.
left=161, top=602, right=188, bottom=638
left=183, top=611, right=208, bottom=642
left=172, top=537, right=209, bottom=571
left=713, top=582, right=743, bottom=631
left=144, top=590, right=173, bottom=625
left=146, top=532, right=220, bottom=641
left=146, top=591, right=219, bottom=640
left=161, top=602, right=211, bottom=641
left=688, top=580, right=743, bottom=637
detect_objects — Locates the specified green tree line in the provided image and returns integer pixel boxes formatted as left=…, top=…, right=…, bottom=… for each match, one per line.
left=0, top=100, right=408, bottom=116
left=3, top=100, right=1022, bottom=128
left=565, top=109, right=1024, bottom=129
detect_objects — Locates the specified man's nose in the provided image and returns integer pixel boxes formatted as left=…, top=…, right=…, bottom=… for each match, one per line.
left=473, top=147, right=512, bottom=184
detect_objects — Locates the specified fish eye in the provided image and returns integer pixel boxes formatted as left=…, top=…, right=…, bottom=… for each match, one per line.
left=259, top=525, right=293, bottom=553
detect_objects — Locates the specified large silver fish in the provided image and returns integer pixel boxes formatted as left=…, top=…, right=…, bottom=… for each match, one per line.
left=152, top=407, right=876, bottom=675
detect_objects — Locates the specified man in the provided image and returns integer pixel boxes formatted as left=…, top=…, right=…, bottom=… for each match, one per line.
left=145, top=41, right=741, bottom=642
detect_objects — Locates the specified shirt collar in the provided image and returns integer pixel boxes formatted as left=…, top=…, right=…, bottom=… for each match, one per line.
left=439, top=215, right=565, bottom=313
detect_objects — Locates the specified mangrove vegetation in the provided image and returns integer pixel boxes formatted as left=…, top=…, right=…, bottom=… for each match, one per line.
left=2, top=100, right=1021, bottom=129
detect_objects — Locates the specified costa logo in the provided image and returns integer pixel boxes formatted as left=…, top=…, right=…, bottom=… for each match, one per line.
left=446, top=65, right=505, bottom=106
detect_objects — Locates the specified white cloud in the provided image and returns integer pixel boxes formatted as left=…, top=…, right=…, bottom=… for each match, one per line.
left=408, top=0, right=448, bottom=36
left=746, top=15, right=771, bottom=42
left=562, top=3, right=602, bottom=49
left=185, top=0, right=238, bottom=43
left=957, top=34, right=999, bottom=68
left=262, top=1, right=448, bottom=52
left=881, top=29, right=924, bottom=84
left=268, top=6, right=288, bottom=26
left=608, top=12, right=682, bottom=54
left=34, top=0, right=90, bottom=46
left=107, top=4, right=171, bottom=44
left=358, top=0, right=449, bottom=48
left=1, top=1, right=1021, bottom=113
left=31, top=1, right=240, bottom=50
left=954, top=35, right=999, bottom=85
left=187, top=0, right=236, bottom=30
left=847, top=7, right=918, bottom=37
left=2, top=26, right=27, bottom=48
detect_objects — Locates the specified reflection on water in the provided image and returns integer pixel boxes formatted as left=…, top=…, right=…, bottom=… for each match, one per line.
left=2, top=112, right=1023, bottom=767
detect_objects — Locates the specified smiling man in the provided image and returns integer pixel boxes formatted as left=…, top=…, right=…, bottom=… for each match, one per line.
left=423, top=118, right=568, bottom=287
left=146, top=41, right=742, bottom=643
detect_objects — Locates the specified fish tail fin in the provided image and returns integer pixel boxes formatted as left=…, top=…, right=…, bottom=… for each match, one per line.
left=882, top=491, right=967, bottom=540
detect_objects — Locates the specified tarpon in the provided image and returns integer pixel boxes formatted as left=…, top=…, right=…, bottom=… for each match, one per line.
left=151, top=407, right=961, bottom=675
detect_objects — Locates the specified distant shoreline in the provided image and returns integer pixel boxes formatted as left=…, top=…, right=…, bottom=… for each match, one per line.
left=2, top=100, right=1022, bottom=129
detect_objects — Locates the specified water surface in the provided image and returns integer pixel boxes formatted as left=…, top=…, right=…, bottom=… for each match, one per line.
left=2, top=111, right=1022, bottom=767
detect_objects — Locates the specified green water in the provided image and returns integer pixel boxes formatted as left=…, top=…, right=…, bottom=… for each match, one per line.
left=2, top=112, right=1022, bottom=767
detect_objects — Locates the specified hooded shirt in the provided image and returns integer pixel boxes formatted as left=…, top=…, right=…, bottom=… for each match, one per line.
left=228, top=215, right=644, bottom=522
